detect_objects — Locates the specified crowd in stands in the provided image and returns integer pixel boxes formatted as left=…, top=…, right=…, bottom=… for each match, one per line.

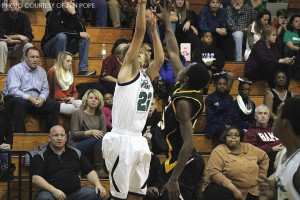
left=0, top=0, right=300, bottom=199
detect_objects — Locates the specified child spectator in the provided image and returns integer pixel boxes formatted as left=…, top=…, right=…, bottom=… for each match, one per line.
left=198, top=0, right=235, bottom=61
left=69, top=89, right=108, bottom=178
left=284, top=14, right=300, bottom=79
left=103, top=93, right=113, bottom=132
left=244, top=10, right=271, bottom=61
left=272, top=9, right=289, bottom=55
left=233, top=78, right=256, bottom=131
left=204, top=72, right=237, bottom=139
left=192, top=31, right=226, bottom=94
left=47, top=51, right=82, bottom=116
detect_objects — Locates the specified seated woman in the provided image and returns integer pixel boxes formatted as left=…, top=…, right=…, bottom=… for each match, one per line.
left=69, top=89, right=108, bottom=178
left=283, top=14, right=300, bottom=79
left=99, top=38, right=129, bottom=94
left=171, top=0, right=200, bottom=48
left=204, top=72, right=236, bottom=139
left=244, top=10, right=271, bottom=61
left=244, top=25, right=295, bottom=88
left=47, top=51, right=82, bottom=116
left=202, top=127, right=269, bottom=200
left=198, top=0, right=235, bottom=61
left=232, top=78, right=256, bottom=131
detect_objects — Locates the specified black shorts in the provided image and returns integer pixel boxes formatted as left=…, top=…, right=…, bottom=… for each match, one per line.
left=157, top=152, right=205, bottom=200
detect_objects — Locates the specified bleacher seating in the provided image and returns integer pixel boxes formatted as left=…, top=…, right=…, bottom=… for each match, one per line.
left=1, top=3, right=300, bottom=199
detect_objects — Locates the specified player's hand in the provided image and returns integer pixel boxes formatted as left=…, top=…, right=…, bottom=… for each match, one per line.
left=155, top=1, right=171, bottom=24
left=52, top=189, right=66, bottom=200
left=257, top=175, right=275, bottom=199
left=146, top=9, right=157, bottom=30
left=147, top=187, right=159, bottom=198
left=160, top=179, right=180, bottom=200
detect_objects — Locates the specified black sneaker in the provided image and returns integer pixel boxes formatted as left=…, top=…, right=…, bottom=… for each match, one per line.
left=77, top=70, right=96, bottom=76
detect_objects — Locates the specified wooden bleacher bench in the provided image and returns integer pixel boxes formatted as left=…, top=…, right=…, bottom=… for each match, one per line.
left=0, top=133, right=211, bottom=200
left=288, top=0, right=300, bottom=9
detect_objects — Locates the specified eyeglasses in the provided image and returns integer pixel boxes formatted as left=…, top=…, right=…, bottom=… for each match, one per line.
left=226, top=134, right=240, bottom=138
left=240, top=88, right=252, bottom=92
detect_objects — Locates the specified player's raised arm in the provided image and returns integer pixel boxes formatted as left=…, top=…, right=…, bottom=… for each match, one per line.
left=118, top=0, right=147, bottom=83
left=155, top=2, right=183, bottom=80
left=146, top=10, right=164, bottom=81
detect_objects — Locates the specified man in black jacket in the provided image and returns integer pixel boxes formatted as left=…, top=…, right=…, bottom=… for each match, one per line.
left=41, top=0, right=95, bottom=76
left=0, top=0, right=33, bottom=73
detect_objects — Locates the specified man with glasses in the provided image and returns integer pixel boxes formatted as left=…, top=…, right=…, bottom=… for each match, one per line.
left=243, top=104, right=283, bottom=176
left=0, top=0, right=33, bottom=73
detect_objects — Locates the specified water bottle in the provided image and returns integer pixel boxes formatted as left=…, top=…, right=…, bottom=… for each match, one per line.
left=101, top=44, right=106, bottom=59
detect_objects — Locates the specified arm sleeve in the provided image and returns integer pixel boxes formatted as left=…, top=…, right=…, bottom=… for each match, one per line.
left=99, top=114, right=107, bottom=134
left=6, top=68, right=29, bottom=99
left=212, top=48, right=225, bottom=70
left=32, top=154, right=45, bottom=176
left=80, top=153, right=94, bottom=176
left=254, top=145, right=269, bottom=177
left=70, top=110, right=86, bottom=140
left=38, top=69, right=50, bottom=100
left=22, top=15, right=34, bottom=42
left=205, top=95, right=221, bottom=125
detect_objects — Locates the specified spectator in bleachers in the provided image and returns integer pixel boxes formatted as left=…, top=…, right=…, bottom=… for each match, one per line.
left=102, top=92, right=112, bottom=132
left=159, top=46, right=188, bottom=95
left=2, top=0, right=52, bottom=17
left=243, top=104, right=283, bottom=176
left=264, top=70, right=295, bottom=120
left=0, top=91, right=12, bottom=170
left=143, top=132, right=161, bottom=200
left=272, top=9, right=288, bottom=56
left=204, top=71, right=237, bottom=139
left=99, top=39, right=129, bottom=94
left=245, top=0, right=266, bottom=12
left=90, top=0, right=107, bottom=27
left=0, top=91, right=13, bottom=147
left=225, top=0, right=255, bottom=61
left=32, top=125, right=106, bottom=200
left=233, top=78, right=256, bottom=131
left=244, top=10, right=271, bottom=61
left=108, top=0, right=136, bottom=28
left=192, top=31, right=226, bottom=94
left=4, top=47, right=60, bottom=133
left=244, top=25, right=295, bottom=88
left=47, top=51, right=82, bottom=116
left=0, top=0, right=33, bottom=74
left=69, top=89, right=108, bottom=178
left=202, top=126, right=269, bottom=200
left=198, top=0, right=235, bottom=61
left=171, top=0, right=200, bottom=47
left=41, top=0, right=95, bottom=76
left=284, top=14, right=300, bottom=79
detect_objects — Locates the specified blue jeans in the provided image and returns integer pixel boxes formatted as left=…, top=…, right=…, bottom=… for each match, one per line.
left=76, top=137, right=102, bottom=156
left=37, top=186, right=105, bottom=200
left=42, top=33, right=89, bottom=72
left=232, top=31, right=244, bottom=61
left=0, top=153, right=8, bottom=164
left=90, top=0, right=107, bottom=27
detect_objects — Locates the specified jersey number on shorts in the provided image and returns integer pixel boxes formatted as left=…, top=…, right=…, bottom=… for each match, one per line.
left=137, top=92, right=152, bottom=111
